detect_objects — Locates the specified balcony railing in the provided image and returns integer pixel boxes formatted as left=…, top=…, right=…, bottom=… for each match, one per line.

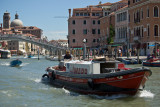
left=133, top=36, right=141, bottom=42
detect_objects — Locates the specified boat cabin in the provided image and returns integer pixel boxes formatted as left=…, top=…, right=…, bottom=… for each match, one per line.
left=65, top=60, right=126, bottom=74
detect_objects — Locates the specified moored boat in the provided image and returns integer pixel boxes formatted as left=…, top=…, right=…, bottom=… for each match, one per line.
left=121, top=58, right=138, bottom=64
left=28, top=54, right=33, bottom=58
left=143, top=58, right=160, bottom=67
left=10, top=59, right=22, bottom=67
left=42, top=58, right=152, bottom=96
left=0, top=49, right=11, bottom=59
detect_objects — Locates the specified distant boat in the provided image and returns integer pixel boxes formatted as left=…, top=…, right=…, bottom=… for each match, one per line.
left=0, top=49, right=11, bottom=59
left=28, top=54, right=33, bottom=58
left=10, top=59, right=22, bottom=67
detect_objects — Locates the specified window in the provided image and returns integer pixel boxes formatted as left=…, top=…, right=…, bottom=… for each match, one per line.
left=141, top=9, right=143, bottom=19
left=128, top=14, right=130, bottom=22
left=83, top=20, right=86, bottom=24
left=72, top=39, right=75, bottom=43
left=147, top=7, right=149, bottom=17
left=154, top=25, right=159, bottom=36
left=83, top=29, right=87, bottom=34
left=98, top=29, right=100, bottom=34
left=154, top=6, right=159, bottom=17
left=80, top=13, right=83, bottom=16
left=98, top=20, right=100, bottom=24
left=92, top=29, right=96, bottom=34
left=76, top=13, right=79, bottom=16
left=141, top=26, right=144, bottom=37
left=147, top=25, right=150, bottom=36
left=85, top=39, right=88, bottom=43
left=128, top=0, right=130, bottom=5
left=72, top=29, right=75, bottom=34
left=93, top=20, right=96, bottom=24
left=92, top=13, right=95, bottom=16
left=84, top=13, right=87, bottom=16
left=93, top=39, right=96, bottom=43
left=97, top=39, right=99, bottom=43
left=133, top=0, right=135, bottom=3
left=72, top=20, right=75, bottom=24
left=96, top=13, right=99, bottom=16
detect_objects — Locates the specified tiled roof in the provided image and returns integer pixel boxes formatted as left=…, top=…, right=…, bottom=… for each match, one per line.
left=98, top=2, right=112, bottom=6
left=73, top=7, right=102, bottom=11
left=14, top=26, right=41, bottom=30
left=116, top=5, right=128, bottom=12
left=24, top=33, right=35, bottom=37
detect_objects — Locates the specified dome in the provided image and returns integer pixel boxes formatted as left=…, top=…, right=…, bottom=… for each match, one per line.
left=11, top=19, right=23, bottom=27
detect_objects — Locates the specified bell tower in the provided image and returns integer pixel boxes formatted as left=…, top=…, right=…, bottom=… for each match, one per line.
left=3, top=11, right=11, bottom=29
left=15, top=12, right=19, bottom=19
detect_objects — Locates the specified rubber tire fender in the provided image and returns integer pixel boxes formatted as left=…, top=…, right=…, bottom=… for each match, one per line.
left=88, top=79, right=94, bottom=90
left=42, top=74, right=49, bottom=78
left=52, top=71, right=56, bottom=80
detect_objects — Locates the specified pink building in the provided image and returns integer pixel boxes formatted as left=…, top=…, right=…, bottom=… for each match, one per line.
left=68, top=5, right=103, bottom=48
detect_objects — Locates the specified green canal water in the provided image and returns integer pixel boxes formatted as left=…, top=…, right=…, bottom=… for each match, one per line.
left=0, top=57, right=159, bottom=107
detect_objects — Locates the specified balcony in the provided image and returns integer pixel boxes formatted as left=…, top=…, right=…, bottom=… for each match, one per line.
left=133, top=36, right=141, bottom=42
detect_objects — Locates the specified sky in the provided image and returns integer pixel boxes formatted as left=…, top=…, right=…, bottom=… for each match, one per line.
left=0, top=0, right=119, bottom=40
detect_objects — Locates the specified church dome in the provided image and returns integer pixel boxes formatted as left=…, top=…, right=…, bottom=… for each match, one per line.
left=11, top=19, right=23, bottom=27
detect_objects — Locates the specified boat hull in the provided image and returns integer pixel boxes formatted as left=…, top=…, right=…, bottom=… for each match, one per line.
left=10, top=60, right=22, bottom=67
left=47, top=68, right=151, bottom=96
left=143, top=61, right=160, bottom=67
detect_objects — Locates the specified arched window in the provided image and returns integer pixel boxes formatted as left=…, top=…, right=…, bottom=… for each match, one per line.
left=154, top=25, right=159, bottom=36
left=154, top=6, right=159, bottom=17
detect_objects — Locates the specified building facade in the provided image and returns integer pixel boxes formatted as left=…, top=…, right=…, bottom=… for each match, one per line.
left=115, top=5, right=128, bottom=55
left=68, top=5, right=103, bottom=48
left=128, top=0, right=160, bottom=55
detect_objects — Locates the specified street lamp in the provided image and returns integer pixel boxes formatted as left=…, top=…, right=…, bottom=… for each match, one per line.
left=83, top=39, right=86, bottom=60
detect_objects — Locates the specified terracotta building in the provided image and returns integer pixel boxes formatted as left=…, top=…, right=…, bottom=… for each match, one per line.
left=128, top=0, right=160, bottom=55
left=68, top=0, right=128, bottom=49
left=68, top=4, right=103, bottom=49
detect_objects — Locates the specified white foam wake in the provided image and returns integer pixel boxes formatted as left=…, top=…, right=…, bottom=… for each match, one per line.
left=139, top=90, right=154, bottom=98
left=0, top=62, right=10, bottom=66
left=62, top=87, right=70, bottom=95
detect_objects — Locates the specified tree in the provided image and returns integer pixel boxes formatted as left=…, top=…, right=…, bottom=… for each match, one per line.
left=107, top=25, right=115, bottom=44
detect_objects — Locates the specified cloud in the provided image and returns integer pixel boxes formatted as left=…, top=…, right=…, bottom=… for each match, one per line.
left=43, top=31, right=68, bottom=40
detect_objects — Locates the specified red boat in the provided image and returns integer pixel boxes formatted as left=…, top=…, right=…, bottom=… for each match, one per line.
left=143, top=58, right=160, bottom=67
left=42, top=59, right=152, bottom=96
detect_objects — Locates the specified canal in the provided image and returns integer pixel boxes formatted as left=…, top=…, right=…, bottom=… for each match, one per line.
left=0, top=57, right=159, bottom=107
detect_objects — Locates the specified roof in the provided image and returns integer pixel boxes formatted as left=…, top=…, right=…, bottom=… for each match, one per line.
left=114, top=0, right=128, bottom=4
left=14, top=26, right=41, bottom=30
left=116, top=5, right=128, bottom=12
left=73, top=6, right=102, bottom=11
left=97, top=2, right=112, bottom=6
left=24, top=33, right=35, bottom=37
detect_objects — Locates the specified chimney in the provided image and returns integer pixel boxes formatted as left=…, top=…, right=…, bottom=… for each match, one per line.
left=68, top=9, right=71, bottom=18
left=1, top=23, right=2, bottom=31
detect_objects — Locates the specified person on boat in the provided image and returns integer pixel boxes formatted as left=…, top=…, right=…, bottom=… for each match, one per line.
left=64, top=51, right=72, bottom=60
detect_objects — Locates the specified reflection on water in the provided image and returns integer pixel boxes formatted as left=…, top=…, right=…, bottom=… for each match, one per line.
left=0, top=57, right=159, bottom=107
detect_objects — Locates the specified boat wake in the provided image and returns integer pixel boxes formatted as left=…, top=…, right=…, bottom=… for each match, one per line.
left=138, top=90, right=154, bottom=98
left=62, top=88, right=79, bottom=96
left=20, top=63, right=29, bottom=67
left=0, top=62, right=10, bottom=66
left=89, top=94, right=129, bottom=100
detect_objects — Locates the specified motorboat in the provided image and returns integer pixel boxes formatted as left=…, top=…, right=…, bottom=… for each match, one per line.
left=121, top=58, right=138, bottom=64
left=143, top=58, right=160, bottom=67
left=10, top=59, right=22, bottom=67
left=42, top=58, right=152, bottom=96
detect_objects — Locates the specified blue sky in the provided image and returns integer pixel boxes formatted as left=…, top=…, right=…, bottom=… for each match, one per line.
left=0, top=0, right=119, bottom=40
